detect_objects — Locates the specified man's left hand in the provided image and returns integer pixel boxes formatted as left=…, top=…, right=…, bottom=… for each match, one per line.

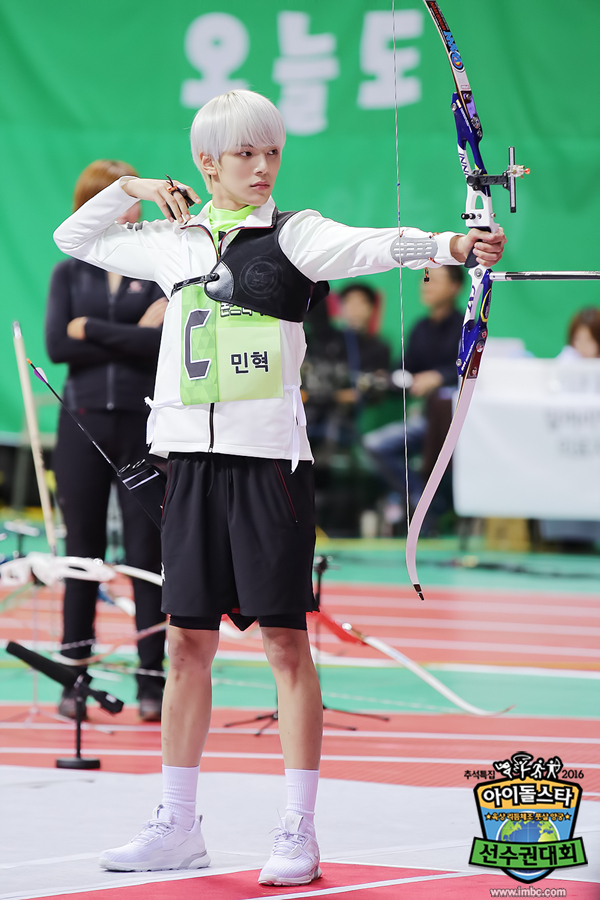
left=450, top=227, right=506, bottom=267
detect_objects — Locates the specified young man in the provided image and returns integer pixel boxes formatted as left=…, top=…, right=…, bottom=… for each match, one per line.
left=54, top=90, right=506, bottom=886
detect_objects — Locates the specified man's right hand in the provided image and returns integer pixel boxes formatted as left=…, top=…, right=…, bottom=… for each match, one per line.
left=410, top=370, right=443, bottom=397
left=121, top=178, right=202, bottom=224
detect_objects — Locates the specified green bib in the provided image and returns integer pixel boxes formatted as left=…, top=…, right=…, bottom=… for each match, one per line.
left=180, top=286, right=283, bottom=404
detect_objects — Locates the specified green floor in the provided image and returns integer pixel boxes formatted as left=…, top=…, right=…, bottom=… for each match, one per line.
left=316, top=538, right=600, bottom=595
left=1, top=653, right=598, bottom=718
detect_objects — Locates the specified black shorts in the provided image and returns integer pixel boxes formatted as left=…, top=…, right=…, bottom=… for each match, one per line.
left=161, top=453, right=317, bottom=629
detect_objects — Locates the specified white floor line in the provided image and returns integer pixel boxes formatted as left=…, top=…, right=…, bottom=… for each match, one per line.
left=326, top=614, right=600, bottom=637
left=322, top=592, right=600, bottom=617
left=303, top=634, right=600, bottom=659
left=429, top=662, right=600, bottom=679
left=212, top=729, right=600, bottom=745
left=2, top=748, right=599, bottom=767
left=240, top=870, right=481, bottom=900
left=2, top=727, right=599, bottom=746
left=0, top=853, right=100, bottom=870
left=0, top=863, right=260, bottom=900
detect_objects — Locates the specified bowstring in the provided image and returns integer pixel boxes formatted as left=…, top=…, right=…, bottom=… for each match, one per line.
left=392, top=0, right=411, bottom=532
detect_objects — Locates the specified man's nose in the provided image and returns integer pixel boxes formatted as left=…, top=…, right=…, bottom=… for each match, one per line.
left=254, top=155, right=268, bottom=173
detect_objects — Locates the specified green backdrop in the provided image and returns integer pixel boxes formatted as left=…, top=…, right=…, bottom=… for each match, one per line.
left=0, top=0, right=598, bottom=439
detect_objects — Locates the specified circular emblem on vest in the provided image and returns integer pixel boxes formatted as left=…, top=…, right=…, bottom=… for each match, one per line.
left=240, top=257, right=283, bottom=299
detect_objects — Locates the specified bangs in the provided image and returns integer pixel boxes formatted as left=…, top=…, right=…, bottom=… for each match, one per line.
left=190, top=90, right=286, bottom=172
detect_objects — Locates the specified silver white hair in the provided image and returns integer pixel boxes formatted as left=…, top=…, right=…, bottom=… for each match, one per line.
left=190, top=90, right=286, bottom=190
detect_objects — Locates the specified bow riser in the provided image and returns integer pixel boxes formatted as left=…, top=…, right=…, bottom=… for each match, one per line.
left=457, top=270, right=492, bottom=378
left=452, top=93, right=498, bottom=237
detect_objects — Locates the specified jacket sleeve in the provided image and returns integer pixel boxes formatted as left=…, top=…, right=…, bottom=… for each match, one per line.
left=53, top=178, right=176, bottom=285
left=278, top=209, right=461, bottom=283
left=45, top=262, right=116, bottom=366
left=84, top=318, right=163, bottom=359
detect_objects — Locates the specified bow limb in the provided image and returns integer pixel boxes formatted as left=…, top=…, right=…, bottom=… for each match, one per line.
left=350, top=630, right=514, bottom=717
left=315, top=612, right=513, bottom=716
left=406, top=264, right=491, bottom=598
left=405, top=372, right=477, bottom=600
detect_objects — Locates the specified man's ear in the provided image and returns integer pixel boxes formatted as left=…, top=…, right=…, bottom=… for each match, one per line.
left=199, top=152, right=217, bottom=180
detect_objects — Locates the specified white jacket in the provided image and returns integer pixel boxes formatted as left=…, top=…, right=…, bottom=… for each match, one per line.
left=54, top=178, right=460, bottom=464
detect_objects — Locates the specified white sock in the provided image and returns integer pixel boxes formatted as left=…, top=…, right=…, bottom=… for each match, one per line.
left=285, top=768, right=319, bottom=828
left=162, top=764, right=199, bottom=831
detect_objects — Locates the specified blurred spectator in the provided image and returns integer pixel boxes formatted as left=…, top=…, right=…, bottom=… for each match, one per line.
left=46, top=159, right=167, bottom=721
left=363, top=265, right=465, bottom=529
left=302, top=283, right=391, bottom=533
left=540, top=306, right=600, bottom=549
left=302, top=282, right=390, bottom=455
left=557, top=307, right=600, bottom=361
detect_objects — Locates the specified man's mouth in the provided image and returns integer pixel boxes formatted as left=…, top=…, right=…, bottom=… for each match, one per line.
left=251, top=182, right=270, bottom=189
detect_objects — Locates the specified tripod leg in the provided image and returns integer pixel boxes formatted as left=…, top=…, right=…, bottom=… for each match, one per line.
left=56, top=684, right=100, bottom=770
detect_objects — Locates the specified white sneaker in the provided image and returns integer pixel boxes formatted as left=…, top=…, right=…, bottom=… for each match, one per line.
left=99, top=805, right=210, bottom=872
left=258, top=812, right=321, bottom=886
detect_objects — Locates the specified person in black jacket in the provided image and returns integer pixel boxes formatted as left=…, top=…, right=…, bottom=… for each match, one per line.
left=302, top=283, right=390, bottom=453
left=46, top=159, right=167, bottom=721
left=363, top=265, right=465, bottom=522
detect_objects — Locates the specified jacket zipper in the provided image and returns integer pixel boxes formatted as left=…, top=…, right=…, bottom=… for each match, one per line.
left=208, top=403, right=215, bottom=451
left=106, top=276, right=117, bottom=410
left=274, top=461, right=298, bottom=523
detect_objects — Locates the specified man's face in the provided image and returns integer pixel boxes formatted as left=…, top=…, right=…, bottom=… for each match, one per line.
left=572, top=325, right=600, bottom=358
left=203, top=145, right=282, bottom=209
left=340, top=290, right=374, bottom=333
left=420, top=266, right=461, bottom=312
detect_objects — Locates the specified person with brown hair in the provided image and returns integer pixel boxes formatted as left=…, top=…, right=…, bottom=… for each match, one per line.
left=558, top=307, right=600, bottom=360
left=46, top=159, right=167, bottom=721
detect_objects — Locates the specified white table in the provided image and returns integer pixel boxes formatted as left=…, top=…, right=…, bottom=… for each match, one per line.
left=453, top=358, right=600, bottom=520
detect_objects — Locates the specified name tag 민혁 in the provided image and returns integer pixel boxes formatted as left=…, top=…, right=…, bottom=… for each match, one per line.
left=180, top=285, right=283, bottom=405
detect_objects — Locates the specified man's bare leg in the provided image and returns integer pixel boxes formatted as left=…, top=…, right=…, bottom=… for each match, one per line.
left=261, top=626, right=323, bottom=769
left=162, top=626, right=220, bottom=765
left=259, top=626, right=323, bottom=885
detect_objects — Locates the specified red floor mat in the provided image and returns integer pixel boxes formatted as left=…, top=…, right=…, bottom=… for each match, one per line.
left=28, top=863, right=597, bottom=900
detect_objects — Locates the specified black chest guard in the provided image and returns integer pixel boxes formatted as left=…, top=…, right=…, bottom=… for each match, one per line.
left=171, top=209, right=329, bottom=323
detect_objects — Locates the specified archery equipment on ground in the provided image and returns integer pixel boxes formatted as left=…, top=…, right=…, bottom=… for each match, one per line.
left=5, top=641, right=124, bottom=713
left=5, top=640, right=125, bottom=768
left=12, top=323, right=57, bottom=554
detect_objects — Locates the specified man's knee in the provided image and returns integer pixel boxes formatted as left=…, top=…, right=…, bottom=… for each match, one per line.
left=262, top=628, right=312, bottom=676
left=167, top=626, right=218, bottom=674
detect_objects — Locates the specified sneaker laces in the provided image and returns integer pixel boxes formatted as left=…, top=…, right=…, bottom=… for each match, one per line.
left=132, top=816, right=174, bottom=844
left=270, top=816, right=308, bottom=856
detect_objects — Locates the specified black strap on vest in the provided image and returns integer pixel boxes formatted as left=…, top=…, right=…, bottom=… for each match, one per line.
left=171, top=273, right=219, bottom=294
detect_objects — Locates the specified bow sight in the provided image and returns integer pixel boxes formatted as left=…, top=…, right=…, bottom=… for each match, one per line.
left=463, top=147, right=530, bottom=217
